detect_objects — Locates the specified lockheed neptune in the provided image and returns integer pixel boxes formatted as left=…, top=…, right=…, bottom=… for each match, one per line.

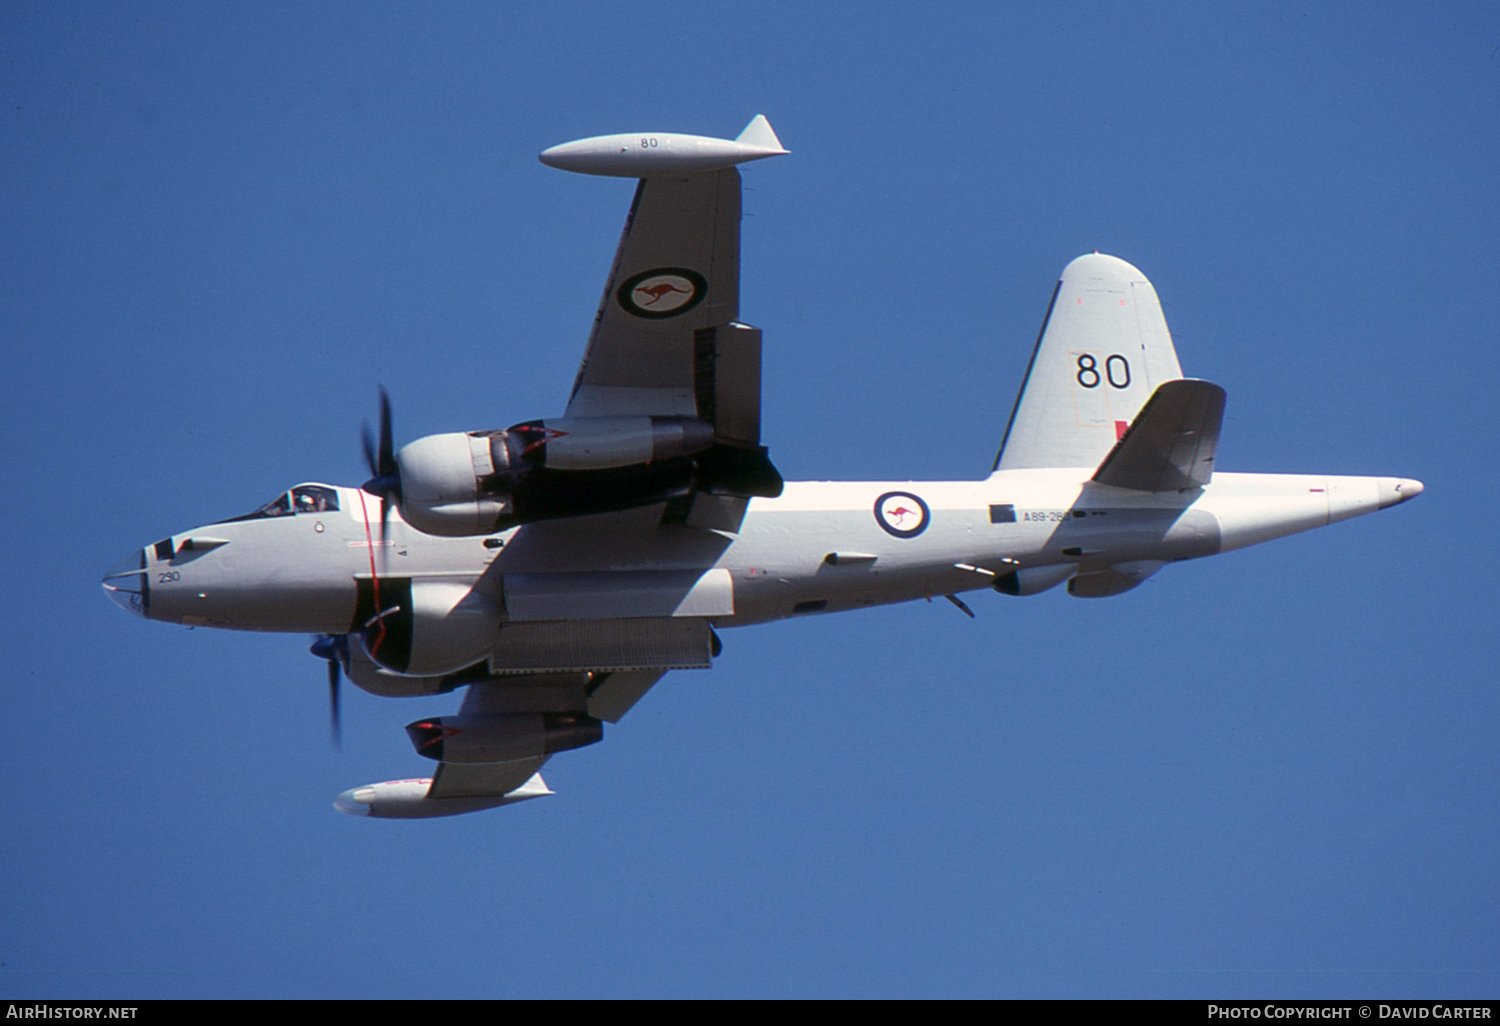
left=101, top=116, right=1422, bottom=818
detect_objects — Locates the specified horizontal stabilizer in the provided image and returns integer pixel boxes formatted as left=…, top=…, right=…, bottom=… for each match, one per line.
left=1092, top=379, right=1226, bottom=492
left=698, top=442, right=784, bottom=498
left=735, top=114, right=786, bottom=153
left=1068, top=560, right=1165, bottom=598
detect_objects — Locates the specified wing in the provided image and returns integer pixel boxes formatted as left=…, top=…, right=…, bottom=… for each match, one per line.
left=336, top=668, right=669, bottom=819
left=565, top=169, right=764, bottom=449
left=342, top=669, right=668, bottom=818
left=426, top=667, right=665, bottom=792
left=427, top=759, right=551, bottom=801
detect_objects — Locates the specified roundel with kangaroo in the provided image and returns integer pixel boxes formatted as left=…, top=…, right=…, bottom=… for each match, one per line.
left=873, top=491, right=931, bottom=538
left=616, top=267, right=707, bottom=319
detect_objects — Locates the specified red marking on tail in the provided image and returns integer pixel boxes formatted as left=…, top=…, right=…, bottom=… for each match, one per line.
left=1115, top=420, right=1129, bottom=440
left=635, top=282, right=690, bottom=306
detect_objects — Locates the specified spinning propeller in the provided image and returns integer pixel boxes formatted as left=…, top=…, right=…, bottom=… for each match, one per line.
left=360, top=387, right=402, bottom=543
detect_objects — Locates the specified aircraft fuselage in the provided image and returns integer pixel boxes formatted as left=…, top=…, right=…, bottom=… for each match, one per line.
left=107, top=470, right=1421, bottom=642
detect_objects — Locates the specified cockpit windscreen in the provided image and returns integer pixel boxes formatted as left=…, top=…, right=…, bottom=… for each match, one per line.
left=220, top=484, right=340, bottom=523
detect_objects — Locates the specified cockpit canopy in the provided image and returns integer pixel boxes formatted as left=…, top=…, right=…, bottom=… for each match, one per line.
left=225, top=483, right=340, bottom=522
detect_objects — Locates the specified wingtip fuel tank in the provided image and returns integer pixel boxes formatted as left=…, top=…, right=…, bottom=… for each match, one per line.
left=333, top=774, right=553, bottom=819
left=539, top=115, right=787, bottom=177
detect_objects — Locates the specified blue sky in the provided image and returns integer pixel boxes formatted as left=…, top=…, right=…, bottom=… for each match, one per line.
left=4, top=2, right=1497, bottom=999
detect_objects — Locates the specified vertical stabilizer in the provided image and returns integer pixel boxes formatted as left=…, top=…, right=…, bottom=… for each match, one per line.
left=994, top=254, right=1183, bottom=471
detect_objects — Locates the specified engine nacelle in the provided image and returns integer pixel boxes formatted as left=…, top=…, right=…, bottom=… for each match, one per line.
left=359, top=578, right=499, bottom=677
left=392, top=432, right=509, bottom=537
left=514, top=416, right=714, bottom=471
left=405, top=712, right=604, bottom=764
left=342, top=636, right=453, bottom=698
left=395, top=416, right=721, bottom=536
left=993, top=564, right=1076, bottom=597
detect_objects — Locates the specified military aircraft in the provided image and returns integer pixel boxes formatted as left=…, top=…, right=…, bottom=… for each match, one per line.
left=101, top=116, right=1423, bottom=818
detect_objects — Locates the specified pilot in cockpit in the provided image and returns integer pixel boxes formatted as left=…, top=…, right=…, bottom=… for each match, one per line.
left=291, top=484, right=339, bottom=514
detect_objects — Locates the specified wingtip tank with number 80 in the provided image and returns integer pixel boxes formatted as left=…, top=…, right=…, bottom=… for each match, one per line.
left=539, top=114, right=788, bottom=177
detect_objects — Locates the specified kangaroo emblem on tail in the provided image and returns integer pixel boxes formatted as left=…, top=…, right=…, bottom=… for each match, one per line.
left=634, top=282, right=691, bottom=306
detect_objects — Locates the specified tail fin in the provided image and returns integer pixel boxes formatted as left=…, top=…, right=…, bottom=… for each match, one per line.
left=994, top=253, right=1184, bottom=471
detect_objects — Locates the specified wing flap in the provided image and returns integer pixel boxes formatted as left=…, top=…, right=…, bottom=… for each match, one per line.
left=1092, top=379, right=1226, bottom=492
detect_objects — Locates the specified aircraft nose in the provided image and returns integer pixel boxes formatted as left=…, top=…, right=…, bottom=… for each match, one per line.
left=101, top=549, right=150, bottom=618
left=1379, top=478, right=1425, bottom=509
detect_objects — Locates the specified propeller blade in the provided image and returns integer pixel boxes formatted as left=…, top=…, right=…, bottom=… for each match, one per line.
left=328, top=656, right=342, bottom=750
left=361, top=421, right=379, bottom=480
left=310, top=634, right=347, bottom=751
left=377, top=386, right=396, bottom=476
left=358, top=387, right=403, bottom=550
